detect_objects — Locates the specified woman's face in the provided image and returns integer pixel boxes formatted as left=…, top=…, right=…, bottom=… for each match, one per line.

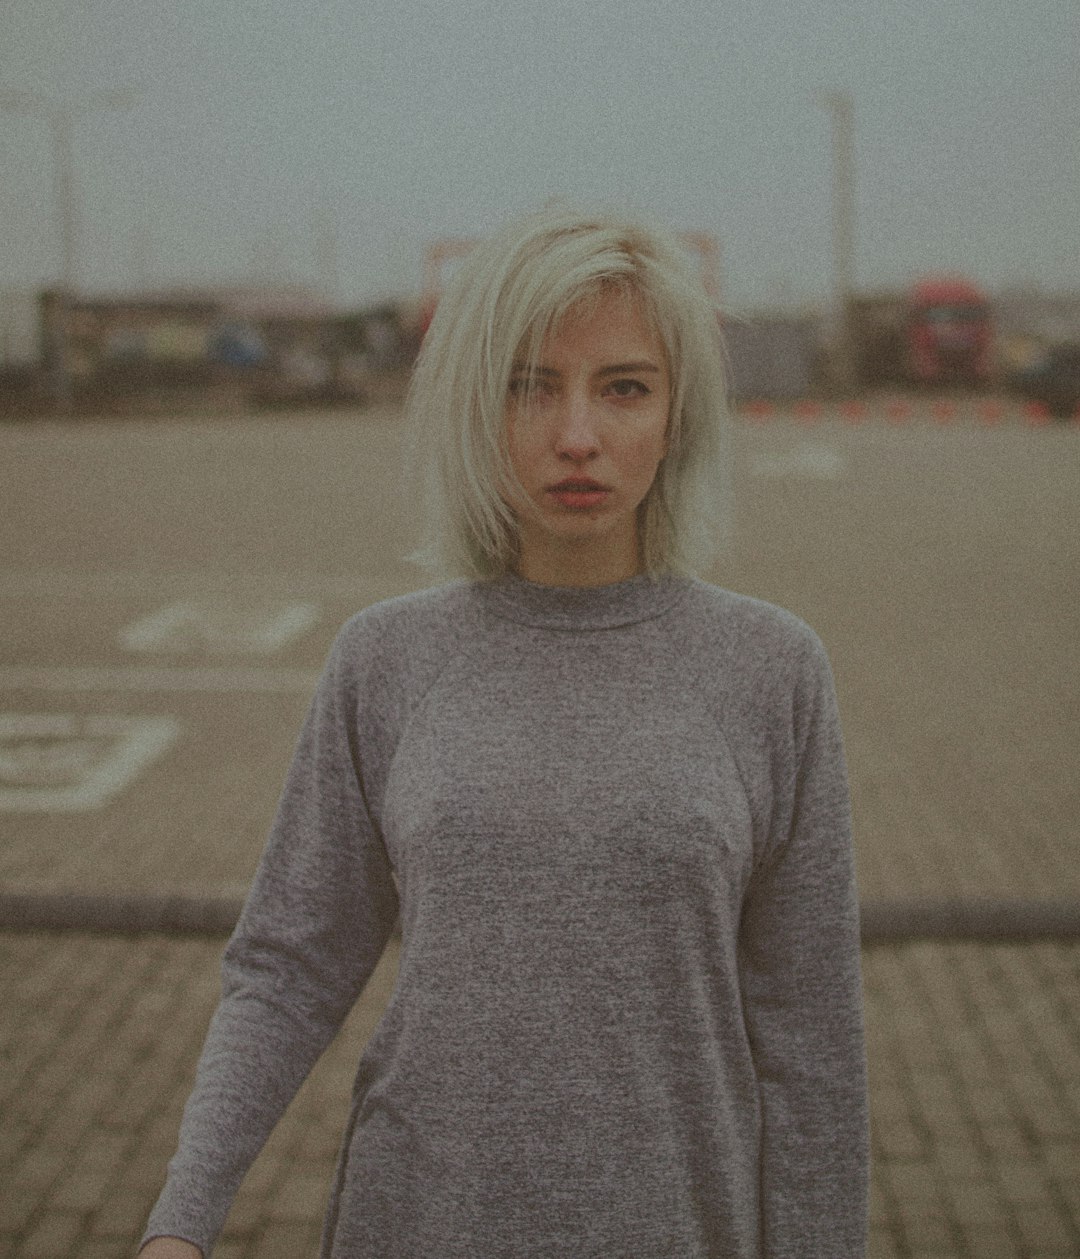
left=504, top=287, right=671, bottom=587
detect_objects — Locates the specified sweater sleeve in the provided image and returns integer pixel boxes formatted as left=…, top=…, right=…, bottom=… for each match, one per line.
left=737, top=634, right=869, bottom=1258
left=141, top=620, right=400, bottom=1257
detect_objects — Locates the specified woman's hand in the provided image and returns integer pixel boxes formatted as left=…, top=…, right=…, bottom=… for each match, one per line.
left=137, top=1238, right=202, bottom=1259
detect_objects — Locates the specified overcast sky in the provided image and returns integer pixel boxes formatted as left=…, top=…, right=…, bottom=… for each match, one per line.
left=2, top=0, right=1077, bottom=310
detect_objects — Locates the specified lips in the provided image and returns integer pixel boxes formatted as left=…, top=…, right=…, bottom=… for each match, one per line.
left=547, top=478, right=610, bottom=509
left=550, top=478, right=607, bottom=492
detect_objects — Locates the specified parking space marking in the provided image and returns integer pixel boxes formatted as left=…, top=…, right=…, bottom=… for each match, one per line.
left=120, top=599, right=320, bottom=655
left=0, top=665, right=320, bottom=694
left=0, top=713, right=181, bottom=812
left=750, top=441, right=847, bottom=480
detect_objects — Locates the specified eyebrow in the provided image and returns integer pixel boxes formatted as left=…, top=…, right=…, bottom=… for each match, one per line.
left=510, top=361, right=663, bottom=377
left=598, top=362, right=663, bottom=377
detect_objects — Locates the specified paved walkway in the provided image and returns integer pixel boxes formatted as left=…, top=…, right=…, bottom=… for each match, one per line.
left=1, top=404, right=1078, bottom=1256
left=3, top=932, right=1079, bottom=1258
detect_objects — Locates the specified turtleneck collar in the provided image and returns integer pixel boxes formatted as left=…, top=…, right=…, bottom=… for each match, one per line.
left=476, top=571, right=690, bottom=631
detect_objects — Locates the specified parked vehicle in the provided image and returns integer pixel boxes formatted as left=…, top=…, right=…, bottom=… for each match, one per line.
left=850, top=276, right=994, bottom=388
left=908, top=277, right=994, bottom=386
left=1013, top=342, right=1080, bottom=418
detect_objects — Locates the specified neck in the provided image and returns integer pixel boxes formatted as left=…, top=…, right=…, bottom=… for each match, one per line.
left=515, top=535, right=642, bottom=588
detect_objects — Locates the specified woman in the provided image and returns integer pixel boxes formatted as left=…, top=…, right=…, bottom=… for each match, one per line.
left=140, top=206, right=868, bottom=1258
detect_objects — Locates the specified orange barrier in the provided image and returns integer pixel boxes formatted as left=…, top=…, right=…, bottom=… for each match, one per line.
left=742, top=399, right=776, bottom=421
left=734, top=398, right=1079, bottom=426
left=792, top=400, right=824, bottom=422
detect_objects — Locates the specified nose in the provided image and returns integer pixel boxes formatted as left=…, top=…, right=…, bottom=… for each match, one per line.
left=552, top=391, right=600, bottom=461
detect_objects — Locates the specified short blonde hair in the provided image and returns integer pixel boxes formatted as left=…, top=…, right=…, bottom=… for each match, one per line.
left=405, top=204, right=731, bottom=580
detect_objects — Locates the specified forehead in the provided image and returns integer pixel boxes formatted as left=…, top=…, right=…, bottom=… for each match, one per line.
left=530, top=287, right=667, bottom=368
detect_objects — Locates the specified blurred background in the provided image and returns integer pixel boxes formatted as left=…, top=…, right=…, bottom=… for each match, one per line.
left=1, top=0, right=1079, bottom=415
left=2, top=2, right=1079, bottom=1257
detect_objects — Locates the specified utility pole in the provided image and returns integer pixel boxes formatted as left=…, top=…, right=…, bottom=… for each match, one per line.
left=313, top=202, right=341, bottom=307
left=1, top=86, right=139, bottom=408
left=819, top=90, right=857, bottom=392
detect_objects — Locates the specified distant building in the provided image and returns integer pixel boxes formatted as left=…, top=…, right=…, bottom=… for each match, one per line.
left=0, top=290, right=40, bottom=366
left=7, top=284, right=413, bottom=415
left=721, top=312, right=824, bottom=401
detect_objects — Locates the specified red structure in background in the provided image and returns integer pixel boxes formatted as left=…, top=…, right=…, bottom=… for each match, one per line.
left=416, top=238, right=478, bottom=341
left=907, top=275, right=994, bottom=387
left=850, top=276, right=994, bottom=390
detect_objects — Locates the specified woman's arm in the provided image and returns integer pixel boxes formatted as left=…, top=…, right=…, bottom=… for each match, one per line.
left=140, top=620, right=400, bottom=1255
left=738, top=637, right=869, bottom=1257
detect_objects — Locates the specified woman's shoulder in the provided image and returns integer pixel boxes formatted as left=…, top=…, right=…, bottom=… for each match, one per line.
left=680, top=578, right=824, bottom=653
left=339, top=579, right=475, bottom=634
left=672, top=583, right=840, bottom=765
left=674, top=578, right=833, bottom=696
left=326, top=580, right=481, bottom=679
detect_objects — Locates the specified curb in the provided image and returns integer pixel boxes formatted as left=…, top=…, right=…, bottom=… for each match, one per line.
left=859, top=897, right=1080, bottom=944
left=0, top=891, right=243, bottom=936
left=3, top=892, right=1080, bottom=943
left=736, top=399, right=1080, bottom=425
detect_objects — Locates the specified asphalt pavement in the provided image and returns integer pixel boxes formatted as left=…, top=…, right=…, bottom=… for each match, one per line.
left=1, top=396, right=1078, bottom=1257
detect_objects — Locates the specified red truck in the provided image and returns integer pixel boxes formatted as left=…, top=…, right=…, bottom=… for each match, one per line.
left=851, top=276, right=994, bottom=388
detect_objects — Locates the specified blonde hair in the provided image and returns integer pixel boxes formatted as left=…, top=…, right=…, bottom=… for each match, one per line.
left=405, top=204, right=731, bottom=580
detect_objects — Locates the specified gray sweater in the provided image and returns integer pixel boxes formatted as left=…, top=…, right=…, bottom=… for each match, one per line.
left=143, top=574, right=868, bottom=1258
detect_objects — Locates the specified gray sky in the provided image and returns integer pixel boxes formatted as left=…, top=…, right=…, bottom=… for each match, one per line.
left=2, top=0, right=1078, bottom=310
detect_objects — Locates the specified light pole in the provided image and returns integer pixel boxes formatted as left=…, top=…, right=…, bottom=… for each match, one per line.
left=819, top=90, right=857, bottom=392
left=1, top=86, right=139, bottom=406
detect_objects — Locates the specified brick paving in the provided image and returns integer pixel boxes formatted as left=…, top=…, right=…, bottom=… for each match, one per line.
left=2, top=934, right=1079, bottom=1258
left=1, top=402, right=1078, bottom=1256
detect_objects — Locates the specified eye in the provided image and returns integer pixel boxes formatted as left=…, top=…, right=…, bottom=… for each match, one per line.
left=605, top=378, right=650, bottom=399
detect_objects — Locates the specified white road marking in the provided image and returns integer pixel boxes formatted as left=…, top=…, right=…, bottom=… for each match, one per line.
left=0, top=713, right=181, bottom=812
left=750, top=441, right=847, bottom=480
left=120, top=599, right=320, bottom=655
left=0, top=666, right=320, bottom=694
